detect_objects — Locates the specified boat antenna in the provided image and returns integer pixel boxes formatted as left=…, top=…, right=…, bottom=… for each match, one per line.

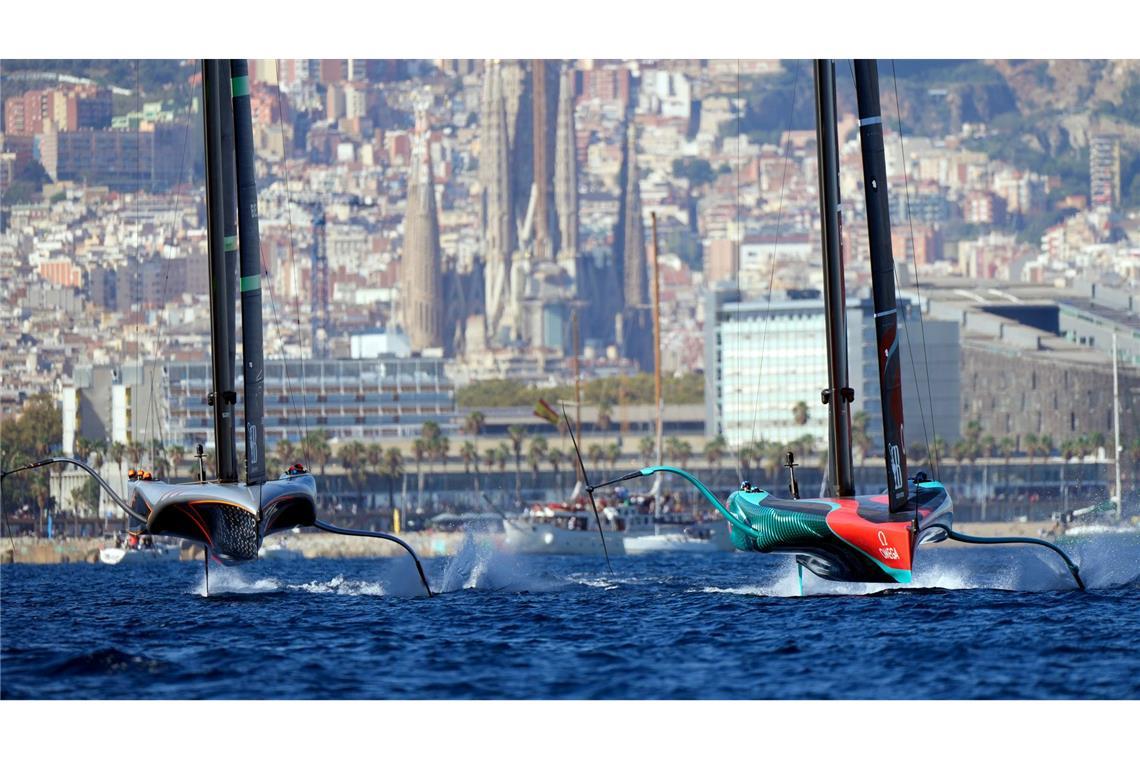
left=562, top=402, right=614, bottom=574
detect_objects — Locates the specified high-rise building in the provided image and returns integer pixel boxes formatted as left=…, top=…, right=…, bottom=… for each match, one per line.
left=705, top=288, right=960, bottom=452
left=480, top=61, right=518, bottom=346
left=1090, top=133, right=1121, bottom=209
left=400, top=128, right=444, bottom=352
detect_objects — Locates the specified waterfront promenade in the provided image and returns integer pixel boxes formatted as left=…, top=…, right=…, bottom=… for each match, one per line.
left=0, top=521, right=1052, bottom=564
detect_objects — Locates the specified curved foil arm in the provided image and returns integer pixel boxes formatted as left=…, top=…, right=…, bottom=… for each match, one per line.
left=592, top=465, right=761, bottom=540
left=312, top=519, right=434, bottom=597
left=1, top=457, right=146, bottom=523
left=946, top=529, right=1086, bottom=591
left=638, top=466, right=762, bottom=539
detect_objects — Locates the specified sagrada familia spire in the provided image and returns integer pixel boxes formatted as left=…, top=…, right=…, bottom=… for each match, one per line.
left=553, top=65, right=579, bottom=276
left=480, top=61, right=518, bottom=346
left=621, top=122, right=647, bottom=309
left=613, top=120, right=653, bottom=371
left=400, top=120, right=443, bottom=352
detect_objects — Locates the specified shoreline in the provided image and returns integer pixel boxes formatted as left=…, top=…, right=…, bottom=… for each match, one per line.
left=0, top=520, right=1057, bottom=565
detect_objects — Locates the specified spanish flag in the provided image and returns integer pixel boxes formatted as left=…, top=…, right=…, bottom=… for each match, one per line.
left=533, top=398, right=561, bottom=426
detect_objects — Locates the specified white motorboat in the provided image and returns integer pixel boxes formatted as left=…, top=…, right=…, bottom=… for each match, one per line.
left=98, top=536, right=181, bottom=565
left=502, top=502, right=627, bottom=556
left=257, top=538, right=305, bottom=560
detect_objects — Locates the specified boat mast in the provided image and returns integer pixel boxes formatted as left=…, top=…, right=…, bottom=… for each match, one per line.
left=203, top=59, right=239, bottom=483
left=230, top=59, right=267, bottom=486
left=650, top=212, right=665, bottom=509
left=219, top=61, right=239, bottom=413
left=813, top=59, right=855, bottom=497
left=1113, top=330, right=1122, bottom=519
left=572, top=308, right=584, bottom=485
left=853, top=59, right=908, bottom=512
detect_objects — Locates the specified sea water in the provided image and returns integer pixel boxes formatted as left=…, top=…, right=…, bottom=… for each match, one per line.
left=2, top=534, right=1137, bottom=699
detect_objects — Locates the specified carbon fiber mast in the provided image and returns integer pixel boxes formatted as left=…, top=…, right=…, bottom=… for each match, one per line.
left=853, top=60, right=908, bottom=513
left=203, top=59, right=239, bottom=483
left=219, top=60, right=239, bottom=415
left=813, top=60, right=855, bottom=497
left=229, top=59, right=266, bottom=485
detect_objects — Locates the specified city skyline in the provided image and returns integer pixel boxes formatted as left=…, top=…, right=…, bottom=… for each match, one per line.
left=2, top=59, right=1138, bottom=471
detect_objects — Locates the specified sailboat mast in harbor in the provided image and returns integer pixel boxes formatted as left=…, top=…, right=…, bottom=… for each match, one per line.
left=650, top=212, right=664, bottom=512
left=1113, top=331, right=1122, bottom=519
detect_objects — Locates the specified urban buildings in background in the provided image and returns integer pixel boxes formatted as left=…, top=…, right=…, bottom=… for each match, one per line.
left=0, top=59, right=1137, bottom=465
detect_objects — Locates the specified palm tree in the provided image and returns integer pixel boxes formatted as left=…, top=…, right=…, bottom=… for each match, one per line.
left=421, top=420, right=442, bottom=444
left=434, top=435, right=451, bottom=470
left=109, top=441, right=126, bottom=488
left=275, top=438, right=295, bottom=470
left=483, top=445, right=497, bottom=472
left=526, top=447, right=543, bottom=484
left=546, top=447, right=564, bottom=487
left=126, top=440, right=144, bottom=471
left=587, top=443, right=605, bottom=471
left=507, top=425, right=526, bottom=499
left=304, top=429, right=331, bottom=477
left=1023, top=433, right=1039, bottom=464
left=704, top=435, right=727, bottom=474
left=464, top=411, right=486, bottom=437
left=74, top=436, right=92, bottom=465
left=528, top=435, right=549, bottom=477
left=792, top=400, right=810, bottom=427
left=169, top=444, right=186, bottom=480
left=851, top=411, right=872, bottom=466
left=460, top=441, right=478, bottom=474
left=366, top=442, right=384, bottom=500
left=496, top=442, right=511, bottom=474
left=412, top=437, right=428, bottom=503
left=675, top=440, right=693, bottom=469
left=340, top=440, right=369, bottom=508
left=381, top=447, right=405, bottom=525
left=639, top=435, right=656, bottom=461
left=595, top=401, right=613, bottom=436
left=605, top=442, right=621, bottom=473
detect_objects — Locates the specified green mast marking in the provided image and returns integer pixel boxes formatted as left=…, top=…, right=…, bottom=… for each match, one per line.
left=240, top=275, right=260, bottom=292
left=230, top=75, right=250, bottom=97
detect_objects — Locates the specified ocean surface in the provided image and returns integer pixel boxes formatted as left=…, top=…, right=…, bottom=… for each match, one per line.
left=3, top=534, right=1138, bottom=700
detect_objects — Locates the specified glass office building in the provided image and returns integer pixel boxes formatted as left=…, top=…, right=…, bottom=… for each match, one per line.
left=705, top=287, right=960, bottom=452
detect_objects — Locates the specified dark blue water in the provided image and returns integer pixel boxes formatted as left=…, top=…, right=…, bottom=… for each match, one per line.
left=3, top=535, right=1138, bottom=699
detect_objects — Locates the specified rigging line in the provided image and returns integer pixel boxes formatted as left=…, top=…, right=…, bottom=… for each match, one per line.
left=134, top=58, right=145, bottom=464
left=273, top=59, right=311, bottom=459
left=732, top=57, right=745, bottom=481
left=259, top=238, right=306, bottom=447
left=141, top=60, right=198, bottom=467
left=749, top=60, right=801, bottom=460
left=890, top=60, right=940, bottom=479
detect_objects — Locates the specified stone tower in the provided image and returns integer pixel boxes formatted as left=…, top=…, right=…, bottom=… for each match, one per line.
left=554, top=65, right=579, bottom=276
left=400, top=126, right=443, bottom=351
left=621, top=122, right=647, bottom=309
left=480, top=61, right=517, bottom=346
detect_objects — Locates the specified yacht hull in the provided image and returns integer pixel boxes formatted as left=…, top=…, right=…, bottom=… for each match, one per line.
left=132, top=474, right=317, bottom=563
left=727, top=481, right=953, bottom=583
left=503, top=521, right=627, bottom=556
